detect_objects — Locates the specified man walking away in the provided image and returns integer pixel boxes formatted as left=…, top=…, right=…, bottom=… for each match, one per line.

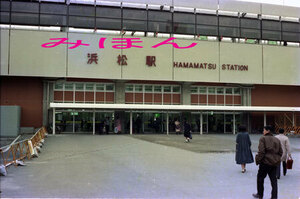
left=275, top=128, right=292, bottom=179
left=253, top=125, right=283, bottom=199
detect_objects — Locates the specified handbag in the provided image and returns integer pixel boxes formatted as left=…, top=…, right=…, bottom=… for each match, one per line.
left=286, top=157, right=293, bottom=170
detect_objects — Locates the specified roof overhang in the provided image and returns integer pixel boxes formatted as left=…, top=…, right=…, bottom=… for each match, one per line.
left=50, top=103, right=300, bottom=112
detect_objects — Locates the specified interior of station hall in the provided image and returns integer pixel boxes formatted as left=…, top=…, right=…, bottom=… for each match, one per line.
left=0, top=0, right=300, bottom=135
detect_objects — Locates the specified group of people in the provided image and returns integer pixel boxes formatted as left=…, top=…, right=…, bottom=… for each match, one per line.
left=235, top=125, right=292, bottom=199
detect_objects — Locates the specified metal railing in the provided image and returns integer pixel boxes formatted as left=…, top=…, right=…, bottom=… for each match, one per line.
left=0, top=126, right=48, bottom=172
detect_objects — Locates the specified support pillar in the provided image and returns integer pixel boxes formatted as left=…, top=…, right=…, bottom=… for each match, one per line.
left=293, top=112, right=295, bottom=126
left=166, top=112, right=169, bottom=135
left=200, top=112, right=203, bottom=135
left=264, top=112, right=266, bottom=126
left=53, top=108, right=56, bottom=135
left=233, top=113, right=236, bottom=135
left=93, top=110, right=95, bottom=135
left=130, top=111, right=133, bottom=135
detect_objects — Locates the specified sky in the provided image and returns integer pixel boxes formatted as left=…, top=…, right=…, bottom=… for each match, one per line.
left=238, top=0, right=300, bottom=7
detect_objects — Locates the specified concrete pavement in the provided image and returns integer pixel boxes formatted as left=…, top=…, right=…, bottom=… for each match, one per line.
left=1, top=134, right=299, bottom=198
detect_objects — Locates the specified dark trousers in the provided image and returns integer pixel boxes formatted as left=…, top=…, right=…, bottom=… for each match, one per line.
left=257, top=163, right=278, bottom=199
left=276, top=161, right=287, bottom=178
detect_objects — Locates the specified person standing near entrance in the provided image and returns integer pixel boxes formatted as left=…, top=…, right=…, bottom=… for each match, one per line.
left=275, top=128, right=292, bottom=179
left=253, top=125, right=282, bottom=199
left=175, top=118, right=181, bottom=135
left=183, top=120, right=192, bottom=142
left=235, top=125, right=254, bottom=173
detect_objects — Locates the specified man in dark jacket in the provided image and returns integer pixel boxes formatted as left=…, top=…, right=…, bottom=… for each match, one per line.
left=253, top=125, right=283, bottom=199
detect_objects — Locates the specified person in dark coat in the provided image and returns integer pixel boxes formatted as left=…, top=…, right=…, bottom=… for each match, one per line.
left=183, top=120, right=192, bottom=142
left=235, top=125, right=254, bottom=173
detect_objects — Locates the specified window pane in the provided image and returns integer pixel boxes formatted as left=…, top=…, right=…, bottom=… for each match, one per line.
left=69, top=16, right=95, bottom=28
left=123, top=9, right=147, bottom=20
left=219, top=16, right=239, bottom=27
left=154, top=85, right=162, bottom=92
left=208, top=87, right=215, bottom=94
left=164, top=86, right=171, bottom=92
left=234, top=88, right=241, bottom=95
left=123, top=20, right=147, bottom=31
left=75, top=83, right=84, bottom=91
left=12, top=2, right=39, bottom=13
left=191, top=87, right=198, bottom=93
left=55, top=83, right=63, bottom=90
left=241, top=18, right=260, bottom=29
left=217, top=88, right=224, bottom=94
left=40, top=3, right=67, bottom=15
left=145, top=85, right=153, bottom=92
left=172, top=86, right=180, bottom=93
left=148, top=10, right=172, bottom=22
left=85, top=83, right=94, bottom=91
left=65, top=83, right=73, bottom=91
left=96, top=7, right=121, bottom=18
left=197, top=14, right=218, bottom=25
left=134, top=85, right=143, bottom=92
left=106, top=84, right=114, bottom=91
left=262, top=20, right=281, bottom=31
left=40, top=14, right=67, bottom=26
left=69, top=5, right=95, bottom=17
left=125, top=85, right=133, bottom=92
left=173, top=23, right=195, bottom=34
left=174, top=12, right=195, bottom=23
left=197, top=25, right=218, bottom=36
left=96, top=18, right=121, bottom=30
left=148, top=21, right=172, bottom=33
left=199, top=87, right=207, bottom=94
left=96, top=84, right=104, bottom=91
left=226, top=88, right=233, bottom=94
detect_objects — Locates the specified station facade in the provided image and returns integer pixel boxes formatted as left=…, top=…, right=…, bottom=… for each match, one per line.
left=1, top=0, right=300, bottom=135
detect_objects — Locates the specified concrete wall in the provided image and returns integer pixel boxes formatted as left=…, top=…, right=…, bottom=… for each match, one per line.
left=1, top=29, right=300, bottom=86
left=0, top=106, right=20, bottom=137
left=0, top=76, right=43, bottom=128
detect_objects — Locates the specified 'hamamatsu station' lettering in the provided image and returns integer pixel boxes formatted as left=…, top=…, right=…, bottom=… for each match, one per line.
left=173, top=62, right=217, bottom=70
left=222, top=64, right=248, bottom=71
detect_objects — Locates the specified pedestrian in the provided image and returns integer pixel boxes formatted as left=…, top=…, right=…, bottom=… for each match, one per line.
left=135, top=115, right=142, bottom=134
left=253, top=125, right=283, bottom=199
left=115, top=116, right=121, bottom=134
left=183, top=120, right=192, bottom=142
left=235, top=125, right=254, bottom=173
left=175, top=118, right=181, bottom=135
left=275, top=128, right=292, bottom=179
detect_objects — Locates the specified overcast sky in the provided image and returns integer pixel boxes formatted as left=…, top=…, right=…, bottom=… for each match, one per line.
left=238, top=0, right=300, bottom=7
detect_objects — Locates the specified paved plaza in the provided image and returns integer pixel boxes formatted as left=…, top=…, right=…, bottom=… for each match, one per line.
left=1, top=134, right=299, bottom=199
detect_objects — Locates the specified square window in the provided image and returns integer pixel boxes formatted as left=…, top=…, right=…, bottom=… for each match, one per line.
left=106, top=84, right=114, bottom=91
left=145, top=85, right=153, bottom=92
left=234, top=88, right=241, bottom=95
left=85, top=83, right=94, bottom=91
left=125, top=85, right=133, bottom=92
left=96, top=84, right=104, bottom=91
left=55, top=82, right=63, bottom=90
left=154, top=85, right=162, bottom=92
left=134, top=85, right=143, bottom=92
left=208, top=87, right=215, bottom=94
left=65, top=83, right=73, bottom=91
left=163, top=86, right=171, bottom=92
left=226, top=88, right=233, bottom=94
left=191, top=87, right=198, bottom=93
left=217, top=88, right=224, bottom=94
left=172, top=86, right=180, bottom=93
left=75, top=83, right=84, bottom=91
left=199, top=87, right=207, bottom=94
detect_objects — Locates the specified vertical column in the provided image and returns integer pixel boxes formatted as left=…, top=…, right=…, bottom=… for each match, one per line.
left=53, top=108, right=56, bottom=135
left=200, top=112, right=203, bottom=135
left=93, top=110, right=95, bottom=135
left=264, top=112, right=266, bottom=126
left=167, top=112, right=169, bottom=135
left=130, top=111, right=133, bottom=135
left=115, top=81, right=126, bottom=104
left=181, top=83, right=191, bottom=105
left=73, top=112, right=75, bottom=133
left=233, top=113, right=236, bottom=134
left=293, top=112, right=295, bottom=126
